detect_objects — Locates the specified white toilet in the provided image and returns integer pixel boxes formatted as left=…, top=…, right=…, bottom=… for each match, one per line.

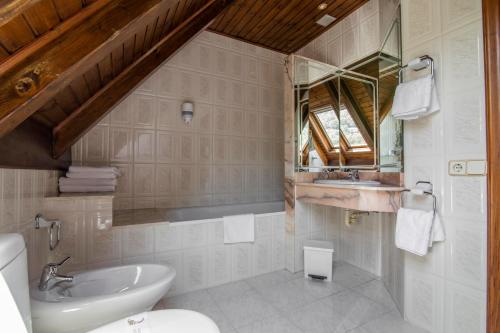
left=0, top=233, right=220, bottom=333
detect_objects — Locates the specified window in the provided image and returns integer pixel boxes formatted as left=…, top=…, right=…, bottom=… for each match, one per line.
left=339, top=107, right=368, bottom=147
left=315, top=108, right=339, bottom=147
left=300, top=120, right=309, bottom=150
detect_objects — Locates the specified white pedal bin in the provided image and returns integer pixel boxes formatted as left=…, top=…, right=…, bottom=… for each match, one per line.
left=303, top=240, right=334, bottom=282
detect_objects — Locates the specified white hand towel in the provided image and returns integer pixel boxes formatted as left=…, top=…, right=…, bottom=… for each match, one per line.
left=69, top=166, right=121, bottom=176
left=391, top=74, right=440, bottom=120
left=428, top=213, right=445, bottom=247
left=395, top=208, right=434, bottom=256
left=59, top=177, right=117, bottom=186
left=224, top=214, right=255, bottom=244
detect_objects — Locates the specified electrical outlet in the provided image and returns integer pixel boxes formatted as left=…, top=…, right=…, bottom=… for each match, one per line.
left=467, top=160, right=487, bottom=175
left=449, top=160, right=466, bottom=175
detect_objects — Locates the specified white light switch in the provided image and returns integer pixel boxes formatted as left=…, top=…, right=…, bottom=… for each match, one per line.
left=449, top=160, right=466, bottom=175
left=467, top=160, right=487, bottom=175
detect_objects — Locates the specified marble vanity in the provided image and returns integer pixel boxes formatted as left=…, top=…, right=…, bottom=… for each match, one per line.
left=295, top=182, right=403, bottom=213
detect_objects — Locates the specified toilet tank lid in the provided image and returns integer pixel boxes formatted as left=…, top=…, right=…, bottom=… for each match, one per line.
left=0, top=234, right=25, bottom=270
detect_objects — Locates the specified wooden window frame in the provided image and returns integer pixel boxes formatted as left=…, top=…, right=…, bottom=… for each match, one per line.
left=483, top=0, right=500, bottom=331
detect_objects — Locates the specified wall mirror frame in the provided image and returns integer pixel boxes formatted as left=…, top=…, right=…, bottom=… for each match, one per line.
left=294, top=10, right=402, bottom=173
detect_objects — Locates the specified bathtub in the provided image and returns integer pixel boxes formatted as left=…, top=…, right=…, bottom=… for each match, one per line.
left=113, top=201, right=285, bottom=226
left=110, top=201, right=286, bottom=296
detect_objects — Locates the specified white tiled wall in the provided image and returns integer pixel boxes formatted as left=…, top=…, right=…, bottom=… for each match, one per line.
left=298, top=0, right=400, bottom=67
left=0, top=169, right=60, bottom=281
left=401, top=0, right=486, bottom=332
left=294, top=203, right=385, bottom=277
left=44, top=195, right=285, bottom=296
left=72, top=31, right=286, bottom=210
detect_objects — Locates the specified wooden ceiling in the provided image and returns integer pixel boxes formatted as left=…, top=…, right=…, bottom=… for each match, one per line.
left=209, top=0, right=368, bottom=53
left=0, top=0, right=232, bottom=167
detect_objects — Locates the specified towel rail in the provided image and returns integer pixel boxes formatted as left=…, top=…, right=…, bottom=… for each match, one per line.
left=398, top=55, right=434, bottom=83
left=400, top=181, right=437, bottom=217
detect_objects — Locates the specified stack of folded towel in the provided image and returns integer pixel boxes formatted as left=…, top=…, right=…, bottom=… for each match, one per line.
left=59, top=166, right=121, bottom=193
left=391, top=74, right=440, bottom=120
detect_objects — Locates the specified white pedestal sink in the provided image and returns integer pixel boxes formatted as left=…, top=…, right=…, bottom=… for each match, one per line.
left=30, top=264, right=176, bottom=333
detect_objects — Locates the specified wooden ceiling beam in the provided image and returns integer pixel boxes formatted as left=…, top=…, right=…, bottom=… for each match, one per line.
left=52, top=0, right=233, bottom=158
left=0, top=0, right=41, bottom=24
left=0, top=0, right=169, bottom=139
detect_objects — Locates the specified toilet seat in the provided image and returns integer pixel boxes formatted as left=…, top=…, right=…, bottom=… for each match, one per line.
left=89, top=309, right=220, bottom=333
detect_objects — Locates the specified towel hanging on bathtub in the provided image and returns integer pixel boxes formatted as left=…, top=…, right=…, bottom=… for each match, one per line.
left=391, top=74, right=440, bottom=120
left=223, top=214, right=255, bottom=244
left=395, top=207, right=445, bottom=256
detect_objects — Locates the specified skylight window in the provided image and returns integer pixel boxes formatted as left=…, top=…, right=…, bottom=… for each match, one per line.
left=339, top=107, right=368, bottom=147
left=301, top=120, right=309, bottom=150
left=315, top=108, right=339, bottom=147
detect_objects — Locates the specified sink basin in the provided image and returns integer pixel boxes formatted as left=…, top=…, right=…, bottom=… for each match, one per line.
left=313, top=179, right=382, bottom=186
left=30, top=264, right=176, bottom=333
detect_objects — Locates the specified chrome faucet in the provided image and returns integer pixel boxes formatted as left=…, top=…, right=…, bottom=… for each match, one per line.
left=348, top=170, right=360, bottom=181
left=38, top=256, right=73, bottom=291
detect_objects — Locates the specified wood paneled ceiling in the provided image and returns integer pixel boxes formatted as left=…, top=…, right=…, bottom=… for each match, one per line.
left=209, top=0, right=368, bottom=53
left=0, top=0, right=232, bottom=166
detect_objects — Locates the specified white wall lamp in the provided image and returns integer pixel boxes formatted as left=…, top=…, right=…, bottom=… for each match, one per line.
left=181, top=101, right=194, bottom=124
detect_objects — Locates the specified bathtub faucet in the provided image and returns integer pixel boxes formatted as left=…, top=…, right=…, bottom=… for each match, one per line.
left=39, top=256, right=74, bottom=291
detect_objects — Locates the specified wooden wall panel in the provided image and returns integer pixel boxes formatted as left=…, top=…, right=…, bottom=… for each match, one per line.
left=483, top=0, right=500, bottom=331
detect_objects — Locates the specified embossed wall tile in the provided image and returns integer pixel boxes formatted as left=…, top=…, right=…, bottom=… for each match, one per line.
left=110, top=127, right=132, bottom=162
left=87, top=213, right=121, bottom=262
left=228, top=166, right=244, bottom=193
left=132, top=94, right=157, bottom=128
left=214, top=78, right=229, bottom=105
left=208, top=245, right=232, bottom=286
left=156, top=67, right=179, bottom=97
left=156, top=131, right=177, bottom=163
left=445, top=219, right=486, bottom=291
left=441, top=0, right=481, bottom=33
left=244, top=112, right=260, bottom=138
left=245, top=84, right=259, bottom=109
left=341, top=26, right=360, bottom=66
left=178, top=134, right=197, bottom=163
left=359, top=14, right=380, bottom=56
left=198, top=166, right=213, bottom=194
left=253, top=237, right=272, bottom=275
left=84, top=125, right=109, bottom=163
left=175, top=165, right=198, bottom=195
left=155, top=251, right=184, bottom=295
left=194, top=103, right=213, bottom=133
left=213, top=106, right=229, bottom=134
left=198, top=135, right=213, bottom=164
left=245, top=56, right=259, bottom=83
left=444, top=281, right=486, bottom=333
left=231, top=243, right=253, bottom=280
left=245, top=139, right=260, bottom=163
left=121, top=224, right=154, bottom=257
left=245, top=166, right=260, bottom=193
left=213, top=166, right=229, bottom=194
left=229, top=137, right=244, bottom=164
left=401, top=0, right=441, bottom=49
left=110, top=97, right=133, bottom=126
left=327, top=37, right=342, bottom=67
left=156, top=165, right=175, bottom=196
left=157, top=98, right=182, bottom=130
left=359, top=0, right=379, bottom=20
left=230, top=81, right=244, bottom=107
left=134, top=129, right=155, bottom=163
left=133, top=164, right=155, bottom=197
left=405, top=271, right=445, bottom=333
left=111, top=163, right=132, bottom=197
left=183, top=248, right=208, bottom=291
left=229, top=110, right=244, bottom=136
left=447, top=176, right=486, bottom=219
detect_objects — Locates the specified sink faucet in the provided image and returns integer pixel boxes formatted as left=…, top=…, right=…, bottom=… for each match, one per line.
left=348, top=170, right=360, bottom=181
left=39, top=256, right=73, bottom=291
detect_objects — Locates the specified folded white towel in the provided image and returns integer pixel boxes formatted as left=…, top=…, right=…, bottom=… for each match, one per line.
left=59, top=185, right=115, bottom=193
left=224, top=214, right=255, bottom=244
left=69, top=166, right=121, bottom=176
left=59, top=177, right=117, bottom=186
left=66, top=172, right=118, bottom=179
left=395, top=208, right=444, bottom=256
left=391, top=74, right=440, bottom=120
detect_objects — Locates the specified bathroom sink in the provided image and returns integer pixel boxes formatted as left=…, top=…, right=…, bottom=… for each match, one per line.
left=313, top=179, right=382, bottom=186
left=30, top=264, right=176, bottom=333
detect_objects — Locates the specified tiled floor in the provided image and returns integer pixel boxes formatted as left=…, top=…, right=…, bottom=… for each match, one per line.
left=154, top=261, right=428, bottom=333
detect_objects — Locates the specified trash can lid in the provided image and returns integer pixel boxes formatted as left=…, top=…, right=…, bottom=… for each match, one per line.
left=303, top=240, right=334, bottom=252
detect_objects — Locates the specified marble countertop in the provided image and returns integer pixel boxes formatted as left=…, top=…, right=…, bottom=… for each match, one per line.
left=295, top=182, right=405, bottom=192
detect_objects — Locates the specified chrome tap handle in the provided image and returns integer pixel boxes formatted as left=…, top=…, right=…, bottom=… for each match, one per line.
left=56, top=256, right=71, bottom=267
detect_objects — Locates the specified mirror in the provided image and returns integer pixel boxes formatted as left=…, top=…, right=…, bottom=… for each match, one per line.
left=294, top=57, right=378, bottom=171
left=294, top=8, right=403, bottom=172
